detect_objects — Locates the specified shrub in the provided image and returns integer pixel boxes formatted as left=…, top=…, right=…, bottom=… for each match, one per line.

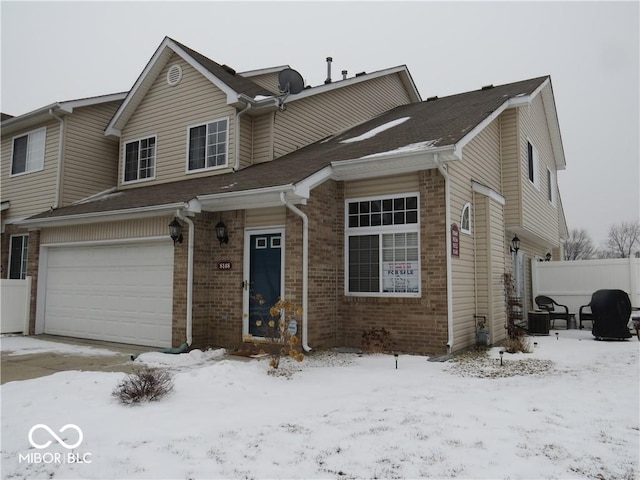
left=503, top=335, right=533, bottom=354
left=112, top=367, right=174, bottom=405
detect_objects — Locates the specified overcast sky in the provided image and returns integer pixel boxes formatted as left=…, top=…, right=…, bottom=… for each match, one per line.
left=1, top=1, right=638, bottom=245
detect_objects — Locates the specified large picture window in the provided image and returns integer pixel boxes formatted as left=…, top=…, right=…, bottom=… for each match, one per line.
left=124, top=136, right=156, bottom=183
left=346, top=194, right=420, bottom=296
left=188, top=118, right=228, bottom=171
left=8, top=234, right=28, bottom=279
left=11, top=128, right=46, bottom=176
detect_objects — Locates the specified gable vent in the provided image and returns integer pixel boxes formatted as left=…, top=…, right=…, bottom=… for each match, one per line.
left=167, top=64, right=183, bottom=86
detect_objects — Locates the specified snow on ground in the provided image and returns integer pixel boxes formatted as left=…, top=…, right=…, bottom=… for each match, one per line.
left=1, top=330, right=638, bottom=480
left=0, top=336, right=119, bottom=357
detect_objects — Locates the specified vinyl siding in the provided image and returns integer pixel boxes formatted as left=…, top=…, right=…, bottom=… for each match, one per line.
left=249, top=113, right=274, bottom=165
left=343, top=173, right=419, bottom=198
left=489, top=199, right=506, bottom=344
left=62, top=102, right=121, bottom=205
left=40, top=216, right=172, bottom=244
left=245, top=206, right=286, bottom=228
left=518, top=95, right=561, bottom=245
left=273, top=74, right=412, bottom=159
left=1, top=120, right=60, bottom=220
left=501, top=108, right=520, bottom=229
left=119, top=53, right=236, bottom=188
left=243, top=72, right=280, bottom=94
left=238, top=114, right=253, bottom=169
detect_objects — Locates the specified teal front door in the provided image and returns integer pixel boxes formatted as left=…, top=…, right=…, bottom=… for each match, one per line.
left=247, top=231, right=283, bottom=337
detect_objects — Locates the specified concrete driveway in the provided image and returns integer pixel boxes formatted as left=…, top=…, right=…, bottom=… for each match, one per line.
left=1, top=335, right=153, bottom=384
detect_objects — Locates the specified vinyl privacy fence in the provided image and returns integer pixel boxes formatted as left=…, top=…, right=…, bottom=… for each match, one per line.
left=532, top=258, right=640, bottom=313
left=1, top=277, right=31, bottom=334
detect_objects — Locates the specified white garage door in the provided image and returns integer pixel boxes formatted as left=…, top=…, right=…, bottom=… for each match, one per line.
left=44, top=242, right=174, bottom=347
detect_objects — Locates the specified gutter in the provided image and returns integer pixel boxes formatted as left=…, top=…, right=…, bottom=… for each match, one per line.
left=49, top=109, right=65, bottom=209
left=435, top=154, right=455, bottom=354
left=280, top=192, right=311, bottom=352
left=176, top=209, right=194, bottom=346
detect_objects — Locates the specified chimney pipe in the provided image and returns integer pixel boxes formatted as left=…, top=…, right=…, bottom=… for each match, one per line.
left=342, top=70, right=348, bottom=80
left=325, top=57, right=333, bottom=84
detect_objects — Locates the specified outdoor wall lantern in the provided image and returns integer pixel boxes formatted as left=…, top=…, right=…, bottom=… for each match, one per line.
left=215, top=220, right=229, bottom=246
left=511, top=235, right=520, bottom=254
left=545, top=252, right=552, bottom=262
left=169, top=218, right=183, bottom=245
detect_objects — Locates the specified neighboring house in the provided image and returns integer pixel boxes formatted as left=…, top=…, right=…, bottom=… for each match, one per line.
left=1, top=93, right=125, bottom=291
left=12, top=37, right=567, bottom=354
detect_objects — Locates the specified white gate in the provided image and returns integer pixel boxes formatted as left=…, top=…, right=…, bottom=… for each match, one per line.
left=532, top=258, right=640, bottom=312
left=1, top=277, right=31, bottom=334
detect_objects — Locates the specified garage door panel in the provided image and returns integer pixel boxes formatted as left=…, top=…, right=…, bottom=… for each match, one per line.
left=45, top=242, right=174, bottom=347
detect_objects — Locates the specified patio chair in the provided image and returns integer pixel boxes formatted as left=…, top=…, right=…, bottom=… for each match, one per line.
left=578, top=304, right=594, bottom=329
left=534, top=295, right=569, bottom=329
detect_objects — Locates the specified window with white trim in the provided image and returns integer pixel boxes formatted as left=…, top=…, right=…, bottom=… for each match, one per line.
left=547, top=168, right=555, bottom=204
left=346, top=194, right=420, bottom=296
left=188, top=118, right=228, bottom=171
left=11, top=128, right=46, bottom=175
left=124, top=136, right=156, bottom=183
left=461, top=202, right=471, bottom=234
left=527, top=140, right=540, bottom=189
left=8, top=234, right=28, bottom=279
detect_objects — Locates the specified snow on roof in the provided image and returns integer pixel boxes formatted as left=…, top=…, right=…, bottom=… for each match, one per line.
left=340, top=117, right=410, bottom=144
left=361, top=139, right=441, bottom=159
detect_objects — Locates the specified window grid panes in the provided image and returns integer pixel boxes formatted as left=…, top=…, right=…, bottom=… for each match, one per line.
left=9, top=235, right=28, bottom=279
left=382, top=232, right=419, bottom=293
left=348, top=195, right=418, bottom=228
left=124, top=137, right=155, bottom=182
left=12, top=128, right=45, bottom=175
left=189, top=119, right=228, bottom=171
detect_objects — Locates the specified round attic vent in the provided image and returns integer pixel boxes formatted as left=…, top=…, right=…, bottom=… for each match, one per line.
left=167, top=64, right=183, bottom=86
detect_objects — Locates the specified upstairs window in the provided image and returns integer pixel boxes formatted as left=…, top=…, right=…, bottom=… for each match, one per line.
left=547, top=168, right=555, bottom=204
left=124, top=136, right=156, bottom=183
left=188, top=118, right=228, bottom=172
left=11, top=128, right=46, bottom=176
left=346, top=194, right=420, bottom=296
left=8, top=234, right=28, bottom=279
left=461, top=202, right=471, bottom=234
left=527, top=140, right=540, bottom=189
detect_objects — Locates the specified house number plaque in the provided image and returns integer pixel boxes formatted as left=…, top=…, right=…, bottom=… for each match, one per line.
left=217, top=261, right=232, bottom=270
left=451, top=224, right=460, bottom=258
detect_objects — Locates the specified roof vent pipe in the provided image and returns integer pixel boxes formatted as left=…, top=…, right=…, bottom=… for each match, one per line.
left=342, top=70, right=348, bottom=80
left=324, top=57, right=333, bottom=84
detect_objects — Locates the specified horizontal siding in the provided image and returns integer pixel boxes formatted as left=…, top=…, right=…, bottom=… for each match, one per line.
left=519, top=95, right=561, bottom=245
left=273, top=73, right=412, bottom=159
left=1, top=120, right=60, bottom=219
left=243, top=72, right=280, bottom=94
left=245, top=206, right=286, bottom=228
left=120, top=53, right=236, bottom=188
left=250, top=113, right=273, bottom=164
left=344, top=173, right=419, bottom=198
left=238, top=114, right=253, bottom=169
left=501, top=108, right=520, bottom=229
left=489, top=199, right=506, bottom=344
left=40, top=216, right=172, bottom=244
left=62, top=102, right=121, bottom=205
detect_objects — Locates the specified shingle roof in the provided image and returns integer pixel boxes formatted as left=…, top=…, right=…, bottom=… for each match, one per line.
left=170, top=38, right=273, bottom=98
left=26, top=76, right=549, bottom=222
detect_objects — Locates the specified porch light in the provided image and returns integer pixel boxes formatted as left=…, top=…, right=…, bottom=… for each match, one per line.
left=169, top=218, right=183, bottom=244
left=215, top=220, right=229, bottom=246
left=545, top=252, right=552, bottom=262
left=511, top=235, right=520, bottom=254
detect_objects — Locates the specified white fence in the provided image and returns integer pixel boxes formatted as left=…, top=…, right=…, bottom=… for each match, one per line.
left=532, top=258, right=640, bottom=313
left=1, top=277, right=31, bottom=334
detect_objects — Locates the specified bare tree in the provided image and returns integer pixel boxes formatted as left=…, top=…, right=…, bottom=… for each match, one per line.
left=563, top=228, right=595, bottom=260
left=604, top=221, right=640, bottom=258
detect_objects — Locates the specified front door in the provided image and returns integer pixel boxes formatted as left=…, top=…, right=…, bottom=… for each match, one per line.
left=244, top=230, right=284, bottom=338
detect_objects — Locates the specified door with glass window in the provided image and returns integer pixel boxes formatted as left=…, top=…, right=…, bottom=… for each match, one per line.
left=244, top=230, right=283, bottom=337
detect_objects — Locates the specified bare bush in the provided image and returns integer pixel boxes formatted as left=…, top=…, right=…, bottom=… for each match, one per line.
left=112, top=367, right=174, bottom=405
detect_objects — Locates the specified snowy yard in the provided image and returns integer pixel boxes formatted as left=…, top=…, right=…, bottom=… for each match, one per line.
left=1, top=330, right=638, bottom=480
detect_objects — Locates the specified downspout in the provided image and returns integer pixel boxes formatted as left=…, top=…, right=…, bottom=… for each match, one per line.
left=49, top=109, right=65, bottom=209
left=177, top=210, right=194, bottom=346
left=436, top=154, right=455, bottom=353
left=234, top=102, right=252, bottom=171
left=280, top=192, right=311, bottom=352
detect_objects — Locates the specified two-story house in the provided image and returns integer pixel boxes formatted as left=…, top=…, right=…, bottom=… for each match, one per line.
left=9, top=36, right=567, bottom=354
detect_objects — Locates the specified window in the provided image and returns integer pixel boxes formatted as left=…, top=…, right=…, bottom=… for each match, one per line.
left=346, top=194, right=420, bottom=296
left=547, top=168, right=555, bottom=204
left=124, top=136, right=156, bottom=183
left=461, top=202, right=471, bottom=234
left=11, top=128, right=46, bottom=175
left=527, top=140, right=540, bottom=189
left=188, top=119, right=228, bottom=171
left=8, top=235, right=28, bottom=279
